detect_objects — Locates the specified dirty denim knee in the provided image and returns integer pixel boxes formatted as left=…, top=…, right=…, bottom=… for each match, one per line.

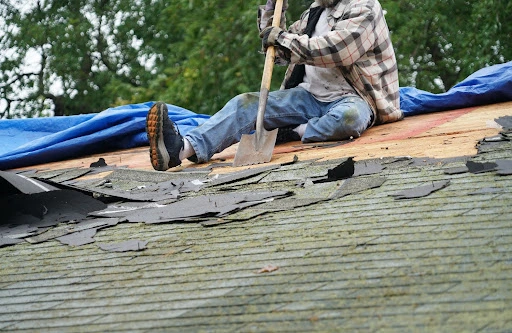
left=329, top=105, right=367, bottom=139
left=303, top=95, right=373, bottom=142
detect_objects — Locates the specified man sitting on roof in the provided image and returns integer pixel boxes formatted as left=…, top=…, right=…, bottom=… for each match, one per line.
left=146, top=0, right=402, bottom=171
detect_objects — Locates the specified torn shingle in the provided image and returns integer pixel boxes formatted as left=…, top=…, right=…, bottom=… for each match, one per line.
left=353, top=161, right=385, bottom=176
left=98, top=240, right=148, bottom=252
left=390, top=180, right=450, bottom=200
left=481, top=135, right=508, bottom=143
left=444, top=166, right=469, bottom=175
left=47, top=169, right=92, bottom=183
left=0, top=224, right=39, bottom=239
left=120, top=191, right=291, bottom=224
left=495, top=116, right=512, bottom=129
left=0, top=237, right=24, bottom=247
left=410, top=157, right=443, bottom=167
left=41, top=179, right=180, bottom=203
left=25, top=225, right=76, bottom=244
left=25, top=217, right=120, bottom=244
left=3, top=189, right=107, bottom=228
left=329, top=176, right=387, bottom=199
left=90, top=202, right=168, bottom=218
left=381, top=157, right=413, bottom=169
left=31, top=168, right=76, bottom=180
left=207, top=164, right=280, bottom=187
left=90, top=158, right=108, bottom=168
left=411, top=156, right=469, bottom=167
left=466, top=161, right=498, bottom=174
left=327, top=157, right=355, bottom=180
left=56, top=229, right=97, bottom=246
left=313, top=157, right=355, bottom=183
left=496, top=159, right=512, bottom=176
left=0, top=170, right=58, bottom=197
left=477, top=141, right=506, bottom=154
left=93, top=186, right=180, bottom=202
left=73, top=217, right=121, bottom=230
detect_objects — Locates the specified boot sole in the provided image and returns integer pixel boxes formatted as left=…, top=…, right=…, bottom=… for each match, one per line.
left=146, top=103, right=171, bottom=171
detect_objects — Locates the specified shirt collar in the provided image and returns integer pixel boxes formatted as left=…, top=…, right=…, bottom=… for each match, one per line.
left=310, top=0, right=347, bottom=19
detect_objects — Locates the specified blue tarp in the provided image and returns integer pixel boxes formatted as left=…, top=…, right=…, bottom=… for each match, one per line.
left=401, top=62, right=512, bottom=115
left=0, top=62, right=511, bottom=170
left=0, top=102, right=209, bottom=170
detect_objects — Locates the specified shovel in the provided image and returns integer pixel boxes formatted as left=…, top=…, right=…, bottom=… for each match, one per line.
left=232, top=0, right=284, bottom=167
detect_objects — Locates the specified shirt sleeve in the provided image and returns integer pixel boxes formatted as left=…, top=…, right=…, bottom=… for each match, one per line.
left=257, top=5, right=287, bottom=32
left=277, top=3, right=378, bottom=68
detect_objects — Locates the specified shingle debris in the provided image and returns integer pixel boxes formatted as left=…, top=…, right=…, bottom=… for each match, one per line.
left=4, top=127, right=510, bottom=252
left=496, top=159, right=512, bottom=175
left=56, top=228, right=97, bottom=246
left=353, top=161, right=385, bottom=176
left=390, top=180, right=450, bottom=199
left=3, top=189, right=107, bottom=227
left=0, top=170, right=58, bottom=195
left=313, top=157, right=354, bottom=183
left=97, top=239, right=148, bottom=252
left=477, top=116, right=512, bottom=154
left=90, top=157, right=108, bottom=168
left=466, top=160, right=498, bottom=174
left=494, top=115, right=512, bottom=129
left=95, top=191, right=292, bottom=224
left=206, top=164, right=280, bottom=187
left=330, top=176, right=387, bottom=199
left=0, top=237, right=24, bottom=247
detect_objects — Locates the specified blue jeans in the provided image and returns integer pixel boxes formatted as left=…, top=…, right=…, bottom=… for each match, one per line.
left=186, top=86, right=373, bottom=163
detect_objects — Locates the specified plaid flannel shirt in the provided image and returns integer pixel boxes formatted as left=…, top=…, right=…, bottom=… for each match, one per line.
left=258, top=0, right=402, bottom=125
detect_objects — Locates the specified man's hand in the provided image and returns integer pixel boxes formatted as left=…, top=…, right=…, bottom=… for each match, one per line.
left=260, top=26, right=284, bottom=50
left=264, top=0, right=288, bottom=11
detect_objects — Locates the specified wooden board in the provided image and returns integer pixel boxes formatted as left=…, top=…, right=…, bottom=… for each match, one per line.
left=15, top=101, right=512, bottom=175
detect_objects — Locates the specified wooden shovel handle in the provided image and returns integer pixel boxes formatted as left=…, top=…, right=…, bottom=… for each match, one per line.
left=255, top=0, right=284, bottom=139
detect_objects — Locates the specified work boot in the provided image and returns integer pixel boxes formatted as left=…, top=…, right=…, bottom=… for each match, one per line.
left=276, top=126, right=301, bottom=144
left=146, top=102, right=183, bottom=171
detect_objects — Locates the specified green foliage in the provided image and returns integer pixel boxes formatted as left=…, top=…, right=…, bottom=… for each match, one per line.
left=0, top=0, right=510, bottom=118
left=146, top=0, right=310, bottom=115
left=0, top=0, right=172, bottom=117
left=382, top=0, right=512, bottom=92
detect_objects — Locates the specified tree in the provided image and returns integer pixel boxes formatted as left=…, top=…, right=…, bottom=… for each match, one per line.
left=0, top=0, right=309, bottom=118
left=0, top=0, right=172, bottom=118
left=382, top=0, right=512, bottom=92
left=1, top=0, right=510, bottom=118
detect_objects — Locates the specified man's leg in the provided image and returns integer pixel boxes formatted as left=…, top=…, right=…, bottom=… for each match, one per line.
left=302, top=95, right=373, bottom=143
left=146, top=89, right=372, bottom=170
left=185, top=87, right=321, bottom=163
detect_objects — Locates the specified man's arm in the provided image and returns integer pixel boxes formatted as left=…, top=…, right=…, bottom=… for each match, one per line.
left=258, top=0, right=288, bottom=32
left=265, top=1, right=379, bottom=68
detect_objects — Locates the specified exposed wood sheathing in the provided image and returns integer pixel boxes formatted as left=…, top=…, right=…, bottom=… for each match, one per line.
left=16, top=102, right=512, bottom=175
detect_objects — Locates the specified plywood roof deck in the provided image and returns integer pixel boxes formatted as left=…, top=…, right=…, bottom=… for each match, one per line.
left=18, top=101, right=512, bottom=174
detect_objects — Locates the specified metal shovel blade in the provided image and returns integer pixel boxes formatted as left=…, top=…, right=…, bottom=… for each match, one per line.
left=233, top=128, right=278, bottom=167
left=232, top=0, right=283, bottom=167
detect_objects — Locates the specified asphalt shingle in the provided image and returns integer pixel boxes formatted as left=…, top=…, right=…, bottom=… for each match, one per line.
left=1, top=111, right=512, bottom=332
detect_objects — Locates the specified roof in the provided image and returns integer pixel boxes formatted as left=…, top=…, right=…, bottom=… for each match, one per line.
left=1, top=101, right=511, bottom=332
